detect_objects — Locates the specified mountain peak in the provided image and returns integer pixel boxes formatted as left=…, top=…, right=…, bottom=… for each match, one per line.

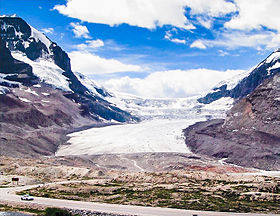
left=198, top=49, right=280, bottom=104
left=0, top=16, right=136, bottom=123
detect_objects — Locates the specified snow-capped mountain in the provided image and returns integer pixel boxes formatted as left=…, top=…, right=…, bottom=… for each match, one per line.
left=199, top=49, right=280, bottom=104
left=0, top=16, right=136, bottom=157
left=184, top=50, right=280, bottom=171
left=0, top=16, right=135, bottom=123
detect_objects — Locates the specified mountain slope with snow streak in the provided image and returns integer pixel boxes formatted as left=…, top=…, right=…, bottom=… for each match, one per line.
left=199, top=49, right=280, bottom=104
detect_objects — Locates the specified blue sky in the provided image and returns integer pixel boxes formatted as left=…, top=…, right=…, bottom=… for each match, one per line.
left=1, top=0, right=280, bottom=97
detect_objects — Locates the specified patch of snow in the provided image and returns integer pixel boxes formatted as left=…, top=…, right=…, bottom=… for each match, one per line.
left=12, top=51, right=71, bottom=91
left=30, top=25, right=52, bottom=53
left=267, top=61, right=280, bottom=71
left=0, top=86, right=9, bottom=94
left=42, top=92, right=50, bottom=96
left=0, top=73, right=20, bottom=86
left=41, top=100, right=49, bottom=103
left=218, top=158, right=228, bottom=165
left=33, top=84, right=41, bottom=88
left=110, top=119, right=121, bottom=124
left=0, top=14, right=17, bottom=18
left=201, top=97, right=234, bottom=117
left=25, top=87, right=38, bottom=96
left=19, top=97, right=31, bottom=103
left=265, top=51, right=280, bottom=64
left=214, top=70, right=251, bottom=91
left=74, top=72, right=109, bottom=97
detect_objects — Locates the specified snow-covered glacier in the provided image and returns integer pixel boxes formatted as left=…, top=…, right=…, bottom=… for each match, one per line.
left=56, top=92, right=234, bottom=156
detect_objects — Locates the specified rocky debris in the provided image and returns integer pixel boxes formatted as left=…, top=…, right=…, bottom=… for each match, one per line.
left=0, top=84, right=96, bottom=157
left=184, top=73, right=280, bottom=171
left=0, top=152, right=250, bottom=184
left=199, top=49, right=280, bottom=104
left=69, top=209, right=134, bottom=216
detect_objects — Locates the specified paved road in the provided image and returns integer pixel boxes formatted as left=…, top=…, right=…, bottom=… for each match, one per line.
left=0, top=182, right=278, bottom=216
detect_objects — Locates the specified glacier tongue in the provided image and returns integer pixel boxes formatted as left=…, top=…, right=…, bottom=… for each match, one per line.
left=56, top=92, right=233, bottom=156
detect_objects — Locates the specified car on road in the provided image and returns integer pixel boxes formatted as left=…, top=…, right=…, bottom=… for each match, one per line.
left=21, top=194, right=34, bottom=201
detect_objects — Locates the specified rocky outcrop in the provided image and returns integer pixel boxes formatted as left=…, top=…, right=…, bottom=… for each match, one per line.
left=184, top=73, right=280, bottom=170
left=0, top=37, right=37, bottom=85
left=0, top=83, right=87, bottom=157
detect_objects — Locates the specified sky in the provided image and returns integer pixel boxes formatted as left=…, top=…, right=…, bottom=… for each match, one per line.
left=1, top=0, right=280, bottom=98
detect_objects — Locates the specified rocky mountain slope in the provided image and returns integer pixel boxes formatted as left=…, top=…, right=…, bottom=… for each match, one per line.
left=184, top=72, right=280, bottom=171
left=199, top=49, right=280, bottom=104
left=0, top=16, right=136, bottom=157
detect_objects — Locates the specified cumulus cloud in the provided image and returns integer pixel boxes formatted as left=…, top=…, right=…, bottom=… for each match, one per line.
left=76, top=39, right=104, bottom=50
left=190, top=40, right=206, bottom=49
left=225, top=0, right=280, bottom=32
left=193, top=31, right=280, bottom=50
left=201, top=0, right=280, bottom=50
left=69, top=51, right=143, bottom=75
left=186, top=0, right=237, bottom=17
left=54, top=0, right=196, bottom=29
left=196, top=17, right=213, bottom=29
left=164, top=29, right=186, bottom=44
left=104, top=69, right=245, bottom=98
left=70, top=22, right=91, bottom=39
left=41, top=28, right=54, bottom=34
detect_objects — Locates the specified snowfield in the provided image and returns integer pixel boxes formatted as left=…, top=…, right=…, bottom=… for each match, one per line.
left=56, top=119, right=205, bottom=156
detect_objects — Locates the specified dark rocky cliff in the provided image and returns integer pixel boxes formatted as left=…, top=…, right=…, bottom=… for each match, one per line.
left=0, top=37, right=37, bottom=85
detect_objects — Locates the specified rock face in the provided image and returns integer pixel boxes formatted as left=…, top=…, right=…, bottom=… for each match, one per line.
left=0, top=37, right=36, bottom=85
left=199, top=49, right=280, bottom=104
left=184, top=73, right=280, bottom=170
left=0, top=16, right=137, bottom=157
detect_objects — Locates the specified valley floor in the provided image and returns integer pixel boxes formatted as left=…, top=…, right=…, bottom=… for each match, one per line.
left=1, top=155, right=280, bottom=215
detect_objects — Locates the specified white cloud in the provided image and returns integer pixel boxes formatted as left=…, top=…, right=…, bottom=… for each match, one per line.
left=70, top=22, right=91, bottom=39
left=54, top=0, right=195, bottom=30
left=76, top=39, right=104, bottom=50
left=218, top=50, right=229, bottom=56
left=186, top=0, right=237, bottom=17
left=170, top=38, right=187, bottom=44
left=69, top=51, right=143, bottom=75
left=190, top=40, right=206, bottom=49
left=104, top=69, right=245, bottom=98
left=41, top=28, right=54, bottom=34
left=196, top=17, right=212, bottom=29
left=164, top=29, right=186, bottom=44
left=195, top=31, right=280, bottom=50
left=225, top=0, right=280, bottom=32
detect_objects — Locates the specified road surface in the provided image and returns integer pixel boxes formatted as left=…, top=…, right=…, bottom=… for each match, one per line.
left=0, top=182, right=277, bottom=216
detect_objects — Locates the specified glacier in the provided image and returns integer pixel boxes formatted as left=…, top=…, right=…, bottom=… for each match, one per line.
left=56, top=93, right=234, bottom=156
